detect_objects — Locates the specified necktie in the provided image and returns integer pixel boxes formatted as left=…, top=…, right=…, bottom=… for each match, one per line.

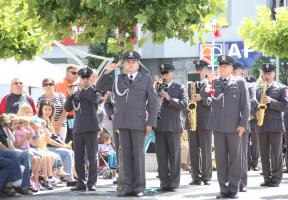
left=223, top=79, right=228, bottom=86
left=129, top=75, right=133, bottom=84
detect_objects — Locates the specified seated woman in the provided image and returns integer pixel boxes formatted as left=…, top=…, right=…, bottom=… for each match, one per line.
left=98, top=131, right=117, bottom=169
left=37, top=78, right=67, bottom=141
left=38, top=100, right=76, bottom=186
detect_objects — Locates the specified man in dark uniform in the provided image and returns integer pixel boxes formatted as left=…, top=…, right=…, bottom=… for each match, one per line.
left=96, top=51, right=159, bottom=197
left=256, top=63, right=288, bottom=187
left=187, top=59, right=213, bottom=186
left=155, top=63, right=188, bottom=192
left=65, top=67, right=101, bottom=191
left=200, top=55, right=250, bottom=199
left=245, top=75, right=260, bottom=171
left=232, top=61, right=257, bottom=193
left=284, top=109, right=288, bottom=173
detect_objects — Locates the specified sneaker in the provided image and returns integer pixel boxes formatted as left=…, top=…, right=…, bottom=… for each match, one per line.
left=39, top=185, right=46, bottom=191
left=48, top=177, right=56, bottom=184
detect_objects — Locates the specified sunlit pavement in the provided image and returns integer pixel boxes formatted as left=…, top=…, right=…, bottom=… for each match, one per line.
left=12, top=170, right=288, bottom=200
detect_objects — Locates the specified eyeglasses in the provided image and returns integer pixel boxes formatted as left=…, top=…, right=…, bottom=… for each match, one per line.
left=44, top=83, right=54, bottom=87
left=68, top=71, right=77, bottom=75
left=80, top=76, right=90, bottom=79
left=13, top=82, right=23, bottom=85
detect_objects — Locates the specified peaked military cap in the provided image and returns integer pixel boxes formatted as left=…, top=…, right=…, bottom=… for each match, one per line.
left=123, top=51, right=141, bottom=60
left=158, top=63, right=175, bottom=74
left=193, top=59, right=209, bottom=70
left=245, top=75, right=256, bottom=83
left=261, top=63, right=276, bottom=72
left=233, top=61, right=244, bottom=70
left=77, top=67, right=93, bottom=78
left=217, top=55, right=234, bottom=65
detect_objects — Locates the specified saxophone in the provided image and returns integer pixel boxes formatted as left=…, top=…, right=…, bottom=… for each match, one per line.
left=256, top=81, right=268, bottom=126
left=188, top=82, right=197, bottom=131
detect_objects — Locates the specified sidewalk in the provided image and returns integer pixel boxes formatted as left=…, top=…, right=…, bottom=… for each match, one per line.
left=12, top=170, right=288, bottom=200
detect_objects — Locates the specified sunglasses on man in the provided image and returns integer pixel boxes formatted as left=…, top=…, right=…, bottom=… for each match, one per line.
left=13, top=81, right=23, bottom=85
left=43, top=83, right=55, bottom=87
left=69, top=71, right=77, bottom=75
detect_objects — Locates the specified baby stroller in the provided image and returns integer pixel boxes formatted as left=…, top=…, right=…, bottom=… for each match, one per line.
left=97, top=151, right=117, bottom=179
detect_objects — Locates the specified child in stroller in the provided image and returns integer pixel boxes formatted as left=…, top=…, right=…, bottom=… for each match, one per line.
left=98, top=131, right=117, bottom=179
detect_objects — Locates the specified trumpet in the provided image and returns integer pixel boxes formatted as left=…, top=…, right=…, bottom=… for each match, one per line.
left=154, top=78, right=168, bottom=119
left=188, top=82, right=197, bottom=131
left=154, top=78, right=167, bottom=94
left=256, top=81, right=268, bottom=126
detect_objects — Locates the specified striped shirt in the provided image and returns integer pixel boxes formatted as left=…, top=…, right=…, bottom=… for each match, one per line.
left=37, top=92, right=67, bottom=127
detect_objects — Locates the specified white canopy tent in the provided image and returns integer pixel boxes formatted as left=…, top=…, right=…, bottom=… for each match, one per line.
left=0, top=56, right=65, bottom=87
left=0, top=56, right=65, bottom=100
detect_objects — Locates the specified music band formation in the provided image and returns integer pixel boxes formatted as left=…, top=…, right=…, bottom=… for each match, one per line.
left=68, top=50, right=288, bottom=199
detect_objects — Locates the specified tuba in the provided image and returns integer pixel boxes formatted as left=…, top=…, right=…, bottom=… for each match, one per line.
left=256, top=81, right=268, bottom=126
left=188, top=82, right=197, bottom=131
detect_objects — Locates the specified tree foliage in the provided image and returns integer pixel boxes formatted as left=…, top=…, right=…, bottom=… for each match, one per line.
left=31, top=0, right=225, bottom=54
left=240, top=6, right=288, bottom=58
left=0, top=0, right=49, bottom=61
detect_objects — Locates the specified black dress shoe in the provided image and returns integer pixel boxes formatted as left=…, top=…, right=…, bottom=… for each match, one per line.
left=229, top=193, right=239, bottom=199
left=189, top=180, right=201, bottom=185
left=135, top=192, right=144, bottom=197
left=268, top=182, right=279, bottom=187
left=67, top=181, right=77, bottom=187
left=239, top=186, right=247, bottom=192
left=283, top=169, right=288, bottom=173
left=117, top=192, right=135, bottom=197
left=88, top=186, right=96, bottom=191
left=203, top=181, right=211, bottom=185
left=71, top=186, right=86, bottom=191
left=260, top=182, right=270, bottom=187
left=216, top=193, right=229, bottom=199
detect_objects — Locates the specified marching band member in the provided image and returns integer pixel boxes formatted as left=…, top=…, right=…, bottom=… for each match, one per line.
left=187, top=60, right=213, bottom=186
left=96, top=51, right=159, bottom=197
left=232, top=61, right=257, bottom=192
left=256, top=63, right=288, bottom=187
left=154, top=63, right=188, bottom=192
left=200, top=55, right=250, bottom=199
left=65, top=67, right=101, bottom=191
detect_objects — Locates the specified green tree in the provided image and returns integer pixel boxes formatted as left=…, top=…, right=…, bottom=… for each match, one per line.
left=239, top=6, right=288, bottom=58
left=30, top=0, right=225, bottom=55
left=0, top=0, right=49, bottom=61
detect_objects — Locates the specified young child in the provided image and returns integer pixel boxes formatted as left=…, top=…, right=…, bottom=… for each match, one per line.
left=98, top=131, right=117, bottom=168
left=29, top=117, right=55, bottom=190
left=17, top=104, right=34, bottom=117
left=9, top=115, right=41, bottom=192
